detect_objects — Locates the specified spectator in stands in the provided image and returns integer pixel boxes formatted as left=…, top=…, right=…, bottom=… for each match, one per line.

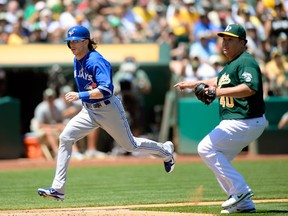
left=166, top=2, right=191, bottom=45
left=113, top=56, right=151, bottom=137
left=29, top=27, right=46, bottom=43
left=278, top=111, right=288, bottom=129
left=0, top=30, right=8, bottom=43
left=31, top=88, right=64, bottom=158
left=0, top=13, right=9, bottom=43
left=233, top=3, right=253, bottom=25
left=180, top=0, right=200, bottom=42
left=37, top=8, right=61, bottom=40
left=181, top=54, right=218, bottom=84
left=147, top=0, right=167, bottom=17
left=169, top=41, right=190, bottom=77
left=231, top=0, right=256, bottom=20
left=189, top=30, right=217, bottom=64
left=0, top=11, right=8, bottom=27
left=23, top=0, right=38, bottom=22
left=265, top=47, right=288, bottom=96
left=7, top=19, right=29, bottom=45
left=132, top=0, right=154, bottom=30
left=276, top=32, right=288, bottom=59
left=133, top=0, right=169, bottom=42
left=47, top=27, right=64, bottom=43
left=120, top=2, right=148, bottom=43
left=48, top=1, right=65, bottom=21
left=192, top=9, right=220, bottom=46
left=264, top=0, right=288, bottom=49
left=235, top=4, right=267, bottom=60
left=209, top=53, right=226, bottom=74
left=145, top=1, right=169, bottom=42
left=212, top=1, right=233, bottom=30
left=0, top=69, right=7, bottom=97
left=58, top=0, right=78, bottom=31
left=91, top=14, right=124, bottom=44
left=75, top=13, right=90, bottom=30
left=243, top=4, right=266, bottom=42
left=0, top=0, right=7, bottom=13
left=245, top=22, right=266, bottom=63
left=5, top=0, right=22, bottom=25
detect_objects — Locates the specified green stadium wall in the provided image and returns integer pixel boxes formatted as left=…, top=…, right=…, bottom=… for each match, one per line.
left=177, top=97, right=288, bottom=154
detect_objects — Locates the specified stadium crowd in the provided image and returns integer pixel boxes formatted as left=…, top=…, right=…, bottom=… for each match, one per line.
left=0, top=0, right=287, bottom=98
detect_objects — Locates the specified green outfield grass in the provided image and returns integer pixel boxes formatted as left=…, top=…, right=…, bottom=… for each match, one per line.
left=137, top=202, right=288, bottom=215
left=0, top=159, right=287, bottom=214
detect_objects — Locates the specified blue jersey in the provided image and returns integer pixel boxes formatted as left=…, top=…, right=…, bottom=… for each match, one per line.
left=74, top=50, right=114, bottom=103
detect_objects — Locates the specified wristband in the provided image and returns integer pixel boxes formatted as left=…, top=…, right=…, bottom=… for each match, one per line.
left=78, top=91, right=90, bottom=99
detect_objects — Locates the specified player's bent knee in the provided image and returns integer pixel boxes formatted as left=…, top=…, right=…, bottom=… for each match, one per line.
left=197, top=141, right=209, bottom=156
left=59, top=133, right=75, bottom=146
left=122, top=145, right=137, bottom=153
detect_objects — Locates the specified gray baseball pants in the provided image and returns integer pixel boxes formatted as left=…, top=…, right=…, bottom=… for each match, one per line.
left=52, top=95, right=172, bottom=194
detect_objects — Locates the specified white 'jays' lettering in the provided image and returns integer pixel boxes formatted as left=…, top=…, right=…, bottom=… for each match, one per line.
left=78, top=72, right=93, bottom=81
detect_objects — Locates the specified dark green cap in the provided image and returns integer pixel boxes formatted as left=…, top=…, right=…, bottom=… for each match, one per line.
left=217, top=24, right=246, bottom=40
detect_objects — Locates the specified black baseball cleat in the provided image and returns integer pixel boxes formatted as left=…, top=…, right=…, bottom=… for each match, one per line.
left=163, top=141, right=175, bottom=173
left=164, top=156, right=175, bottom=173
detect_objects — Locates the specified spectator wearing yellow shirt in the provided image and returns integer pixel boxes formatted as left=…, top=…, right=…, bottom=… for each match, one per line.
left=265, top=48, right=288, bottom=96
left=167, top=0, right=199, bottom=44
left=8, top=20, right=29, bottom=45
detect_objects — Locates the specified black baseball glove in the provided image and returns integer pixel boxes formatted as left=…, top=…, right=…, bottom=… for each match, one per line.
left=194, top=83, right=216, bottom=105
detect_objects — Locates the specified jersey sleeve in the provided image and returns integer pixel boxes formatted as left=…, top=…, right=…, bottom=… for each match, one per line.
left=238, top=61, right=262, bottom=92
left=90, top=59, right=114, bottom=97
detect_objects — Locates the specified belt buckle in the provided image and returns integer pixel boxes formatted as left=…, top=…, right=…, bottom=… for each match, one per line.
left=92, top=102, right=102, bottom=108
left=104, top=100, right=110, bottom=105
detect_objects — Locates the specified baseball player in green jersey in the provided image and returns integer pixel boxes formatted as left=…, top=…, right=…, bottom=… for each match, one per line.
left=174, top=24, right=267, bottom=214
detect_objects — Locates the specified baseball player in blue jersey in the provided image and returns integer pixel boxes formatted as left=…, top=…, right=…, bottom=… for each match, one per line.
left=37, top=26, right=175, bottom=201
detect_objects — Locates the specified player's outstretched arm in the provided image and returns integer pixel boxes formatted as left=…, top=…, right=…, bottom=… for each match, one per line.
left=174, top=77, right=217, bottom=92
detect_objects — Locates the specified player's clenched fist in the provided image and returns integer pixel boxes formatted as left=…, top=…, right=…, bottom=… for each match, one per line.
left=65, top=92, right=79, bottom=102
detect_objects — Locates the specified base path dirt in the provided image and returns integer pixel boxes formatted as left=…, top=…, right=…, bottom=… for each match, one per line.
left=1, top=153, right=288, bottom=171
left=0, top=199, right=287, bottom=216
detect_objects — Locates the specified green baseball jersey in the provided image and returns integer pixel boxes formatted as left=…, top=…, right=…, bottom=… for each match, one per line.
left=217, top=52, right=265, bottom=120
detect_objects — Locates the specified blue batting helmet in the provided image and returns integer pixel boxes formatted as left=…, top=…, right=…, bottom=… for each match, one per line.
left=65, top=26, right=90, bottom=41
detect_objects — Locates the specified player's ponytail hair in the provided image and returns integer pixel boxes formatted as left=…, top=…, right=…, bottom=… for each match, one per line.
left=88, top=38, right=98, bottom=50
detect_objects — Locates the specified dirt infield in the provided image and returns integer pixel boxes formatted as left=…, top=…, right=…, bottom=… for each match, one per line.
left=1, top=154, right=288, bottom=216
left=1, top=153, right=288, bottom=171
left=0, top=199, right=288, bottom=216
